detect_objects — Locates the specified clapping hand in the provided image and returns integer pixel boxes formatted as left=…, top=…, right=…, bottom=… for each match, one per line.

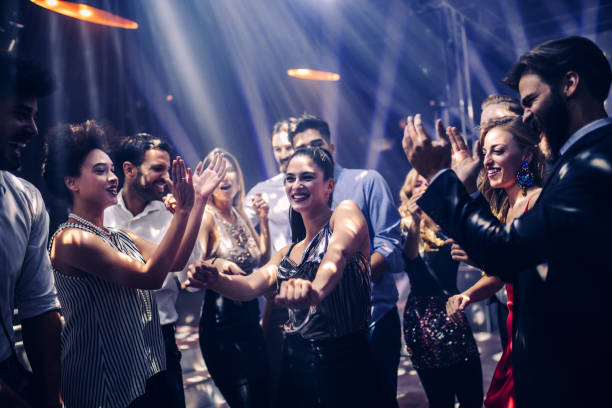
left=251, top=193, right=269, bottom=221
left=402, top=115, right=481, bottom=192
left=402, top=116, right=451, bottom=181
left=165, top=157, right=194, bottom=212
left=182, top=259, right=220, bottom=290
left=275, top=278, right=319, bottom=310
left=193, top=152, right=228, bottom=201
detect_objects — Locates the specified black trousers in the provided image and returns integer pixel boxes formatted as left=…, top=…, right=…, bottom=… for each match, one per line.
left=368, top=307, right=402, bottom=408
left=129, top=371, right=175, bottom=408
left=199, top=321, right=270, bottom=408
left=416, top=358, right=483, bottom=408
left=278, top=331, right=375, bottom=408
left=161, top=323, right=186, bottom=408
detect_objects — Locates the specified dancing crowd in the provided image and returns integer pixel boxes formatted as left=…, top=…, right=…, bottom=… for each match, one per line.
left=1, top=34, right=611, bottom=408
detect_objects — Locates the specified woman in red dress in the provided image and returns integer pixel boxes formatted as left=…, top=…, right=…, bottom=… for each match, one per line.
left=446, top=116, right=545, bottom=407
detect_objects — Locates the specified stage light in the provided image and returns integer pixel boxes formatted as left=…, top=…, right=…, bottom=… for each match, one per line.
left=30, top=0, right=138, bottom=29
left=287, top=68, right=340, bottom=81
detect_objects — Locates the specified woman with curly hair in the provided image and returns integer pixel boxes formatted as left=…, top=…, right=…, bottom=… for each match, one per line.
left=43, top=120, right=225, bottom=407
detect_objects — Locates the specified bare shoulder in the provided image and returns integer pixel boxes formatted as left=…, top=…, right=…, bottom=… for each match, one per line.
left=332, top=200, right=361, bottom=217
left=526, top=187, right=542, bottom=210
left=50, top=227, right=105, bottom=266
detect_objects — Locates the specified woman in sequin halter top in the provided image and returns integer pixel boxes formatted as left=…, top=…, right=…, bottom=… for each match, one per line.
left=195, top=148, right=273, bottom=408
left=399, top=168, right=483, bottom=407
left=43, top=121, right=226, bottom=407
left=184, top=147, right=375, bottom=407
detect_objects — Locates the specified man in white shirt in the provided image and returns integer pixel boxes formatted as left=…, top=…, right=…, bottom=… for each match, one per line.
left=0, top=54, right=61, bottom=407
left=104, top=133, right=201, bottom=408
left=244, top=119, right=293, bottom=402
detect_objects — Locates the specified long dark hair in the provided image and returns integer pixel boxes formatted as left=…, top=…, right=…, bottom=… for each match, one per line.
left=287, top=147, right=334, bottom=243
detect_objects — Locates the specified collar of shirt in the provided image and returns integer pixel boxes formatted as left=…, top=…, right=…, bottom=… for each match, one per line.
left=559, top=117, right=612, bottom=156
left=115, top=189, right=164, bottom=221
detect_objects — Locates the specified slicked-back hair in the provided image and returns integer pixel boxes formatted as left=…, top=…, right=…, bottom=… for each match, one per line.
left=503, top=36, right=612, bottom=102
left=289, top=114, right=331, bottom=145
left=0, top=53, right=55, bottom=99
left=43, top=120, right=109, bottom=204
left=286, top=147, right=335, bottom=243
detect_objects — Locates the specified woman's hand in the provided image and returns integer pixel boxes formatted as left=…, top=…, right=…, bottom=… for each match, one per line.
left=446, top=294, right=471, bottom=323
left=163, top=194, right=177, bottom=214
left=406, top=193, right=424, bottom=219
left=251, top=193, right=269, bottom=221
left=165, top=157, right=194, bottom=212
left=445, top=239, right=477, bottom=267
left=274, top=278, right=319, bottom=310
left=192, top=152, right=227, bottom=201
left=181, top=259, right=219, bottom=290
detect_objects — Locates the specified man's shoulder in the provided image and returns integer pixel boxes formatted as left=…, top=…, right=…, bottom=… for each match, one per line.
left=1, top=171, right=45, bottom=215
left=336, top=166, right=385, bottom=187
left=246, top=173, right=284, bottom=195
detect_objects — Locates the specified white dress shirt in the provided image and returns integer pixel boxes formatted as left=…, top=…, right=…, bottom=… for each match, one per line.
left=244, top=173, right=291, bottom=253
left=104, top=191, right=201, bottom=326
left=0, top=171, right=60, bottom=362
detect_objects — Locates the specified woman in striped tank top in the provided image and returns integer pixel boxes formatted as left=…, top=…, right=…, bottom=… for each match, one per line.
left=42, top=121, right=226, bottom=408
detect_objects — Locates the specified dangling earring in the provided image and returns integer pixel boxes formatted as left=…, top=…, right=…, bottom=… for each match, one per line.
left=516, top=161, right=534, bottom=196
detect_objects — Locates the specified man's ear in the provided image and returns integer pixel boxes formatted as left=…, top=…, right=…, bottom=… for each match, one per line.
left=328, top=143, right=336, bottom=156
left=64, top=176, right=79, bottom=193
left=123, top=161, right=137, bottom=179
left=561, top=71, right=579, bottom=99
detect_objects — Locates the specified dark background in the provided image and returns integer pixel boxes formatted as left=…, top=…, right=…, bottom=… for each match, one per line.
left=3, top=0, right=612, bottom=228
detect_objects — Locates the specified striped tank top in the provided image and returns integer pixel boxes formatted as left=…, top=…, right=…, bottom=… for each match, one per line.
left=49, top=222, right=165, bottom=408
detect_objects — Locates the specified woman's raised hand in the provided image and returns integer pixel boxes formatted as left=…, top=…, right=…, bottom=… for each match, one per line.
left=275, top=278, right=318, bottom=310
left=251, top=193, right=269, bottom=221
left=446, top=126, right=481, bottom=193
left=165, top=157, right=194, bottom=212
left=193, top=152, right=227, bottom=201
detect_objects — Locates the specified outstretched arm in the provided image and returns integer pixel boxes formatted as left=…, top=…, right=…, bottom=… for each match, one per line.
left=182, top=248, right=286, bottom=301
left=275, top=201, right=369, bottom=309
left=53, top=158, right=194, bottom=289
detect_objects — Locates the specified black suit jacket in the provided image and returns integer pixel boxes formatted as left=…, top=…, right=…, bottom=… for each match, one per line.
left=418, top=122, right=612, bottom=407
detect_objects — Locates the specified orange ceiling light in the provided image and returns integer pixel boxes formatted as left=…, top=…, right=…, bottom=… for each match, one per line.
left=30, top=0, right=138, bottom=29
left=287, top=69, right=340, bottom=81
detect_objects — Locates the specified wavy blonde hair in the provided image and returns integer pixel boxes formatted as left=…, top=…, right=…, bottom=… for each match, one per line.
left=399, top=169, right=446, bottom=251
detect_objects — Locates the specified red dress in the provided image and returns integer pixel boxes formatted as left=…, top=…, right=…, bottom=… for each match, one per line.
left=484, top=284, right=516, bottom=407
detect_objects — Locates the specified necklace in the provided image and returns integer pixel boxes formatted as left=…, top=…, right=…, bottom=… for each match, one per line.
left=68, top=213, right=111, bottom=239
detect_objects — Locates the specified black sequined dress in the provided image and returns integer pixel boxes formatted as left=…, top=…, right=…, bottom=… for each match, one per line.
left=403, top=241, right=480, bottom=370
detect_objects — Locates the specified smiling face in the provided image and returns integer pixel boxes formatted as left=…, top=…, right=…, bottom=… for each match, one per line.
left=0, top=96, right=38, bottom=171
left=212, top=158, right=239, bottom=204
left=482, top=128, right=526, bottom=190
left=272, top=130, right=294, bottom=172
left=284, top=155, right=333, bottom=214
left=518, top=71, right=569, bottom=161
left=72, top=148, right=119, bottom=209
left=131, top=148, right=171, bottom=201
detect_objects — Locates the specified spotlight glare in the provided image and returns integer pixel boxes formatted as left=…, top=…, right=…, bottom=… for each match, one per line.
left=78, top=7, right=92, bottom=17
left=30, top=0, right=138, bottom=29
left=287, top=68, right=340, bottom=81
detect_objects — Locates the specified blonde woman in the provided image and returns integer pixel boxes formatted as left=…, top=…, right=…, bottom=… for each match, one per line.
left=400, top=168, right=483, bottom=408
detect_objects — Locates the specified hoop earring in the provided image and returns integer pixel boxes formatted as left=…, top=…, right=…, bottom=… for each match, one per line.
left=516, top=161, right=534, bottom=196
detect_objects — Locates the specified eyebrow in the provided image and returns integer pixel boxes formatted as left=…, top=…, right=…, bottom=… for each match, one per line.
left=520, top=93, right=536, bottom=107
left=13, top=104, right=36, bottom=114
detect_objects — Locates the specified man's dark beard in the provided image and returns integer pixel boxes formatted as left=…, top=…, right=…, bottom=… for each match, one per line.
left=535, top=91, right=570, bottom=162
left=133, top=170, right=165, bottom=202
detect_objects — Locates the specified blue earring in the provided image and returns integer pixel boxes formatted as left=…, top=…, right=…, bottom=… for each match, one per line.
left=516, top=161, right=534, bottom=196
